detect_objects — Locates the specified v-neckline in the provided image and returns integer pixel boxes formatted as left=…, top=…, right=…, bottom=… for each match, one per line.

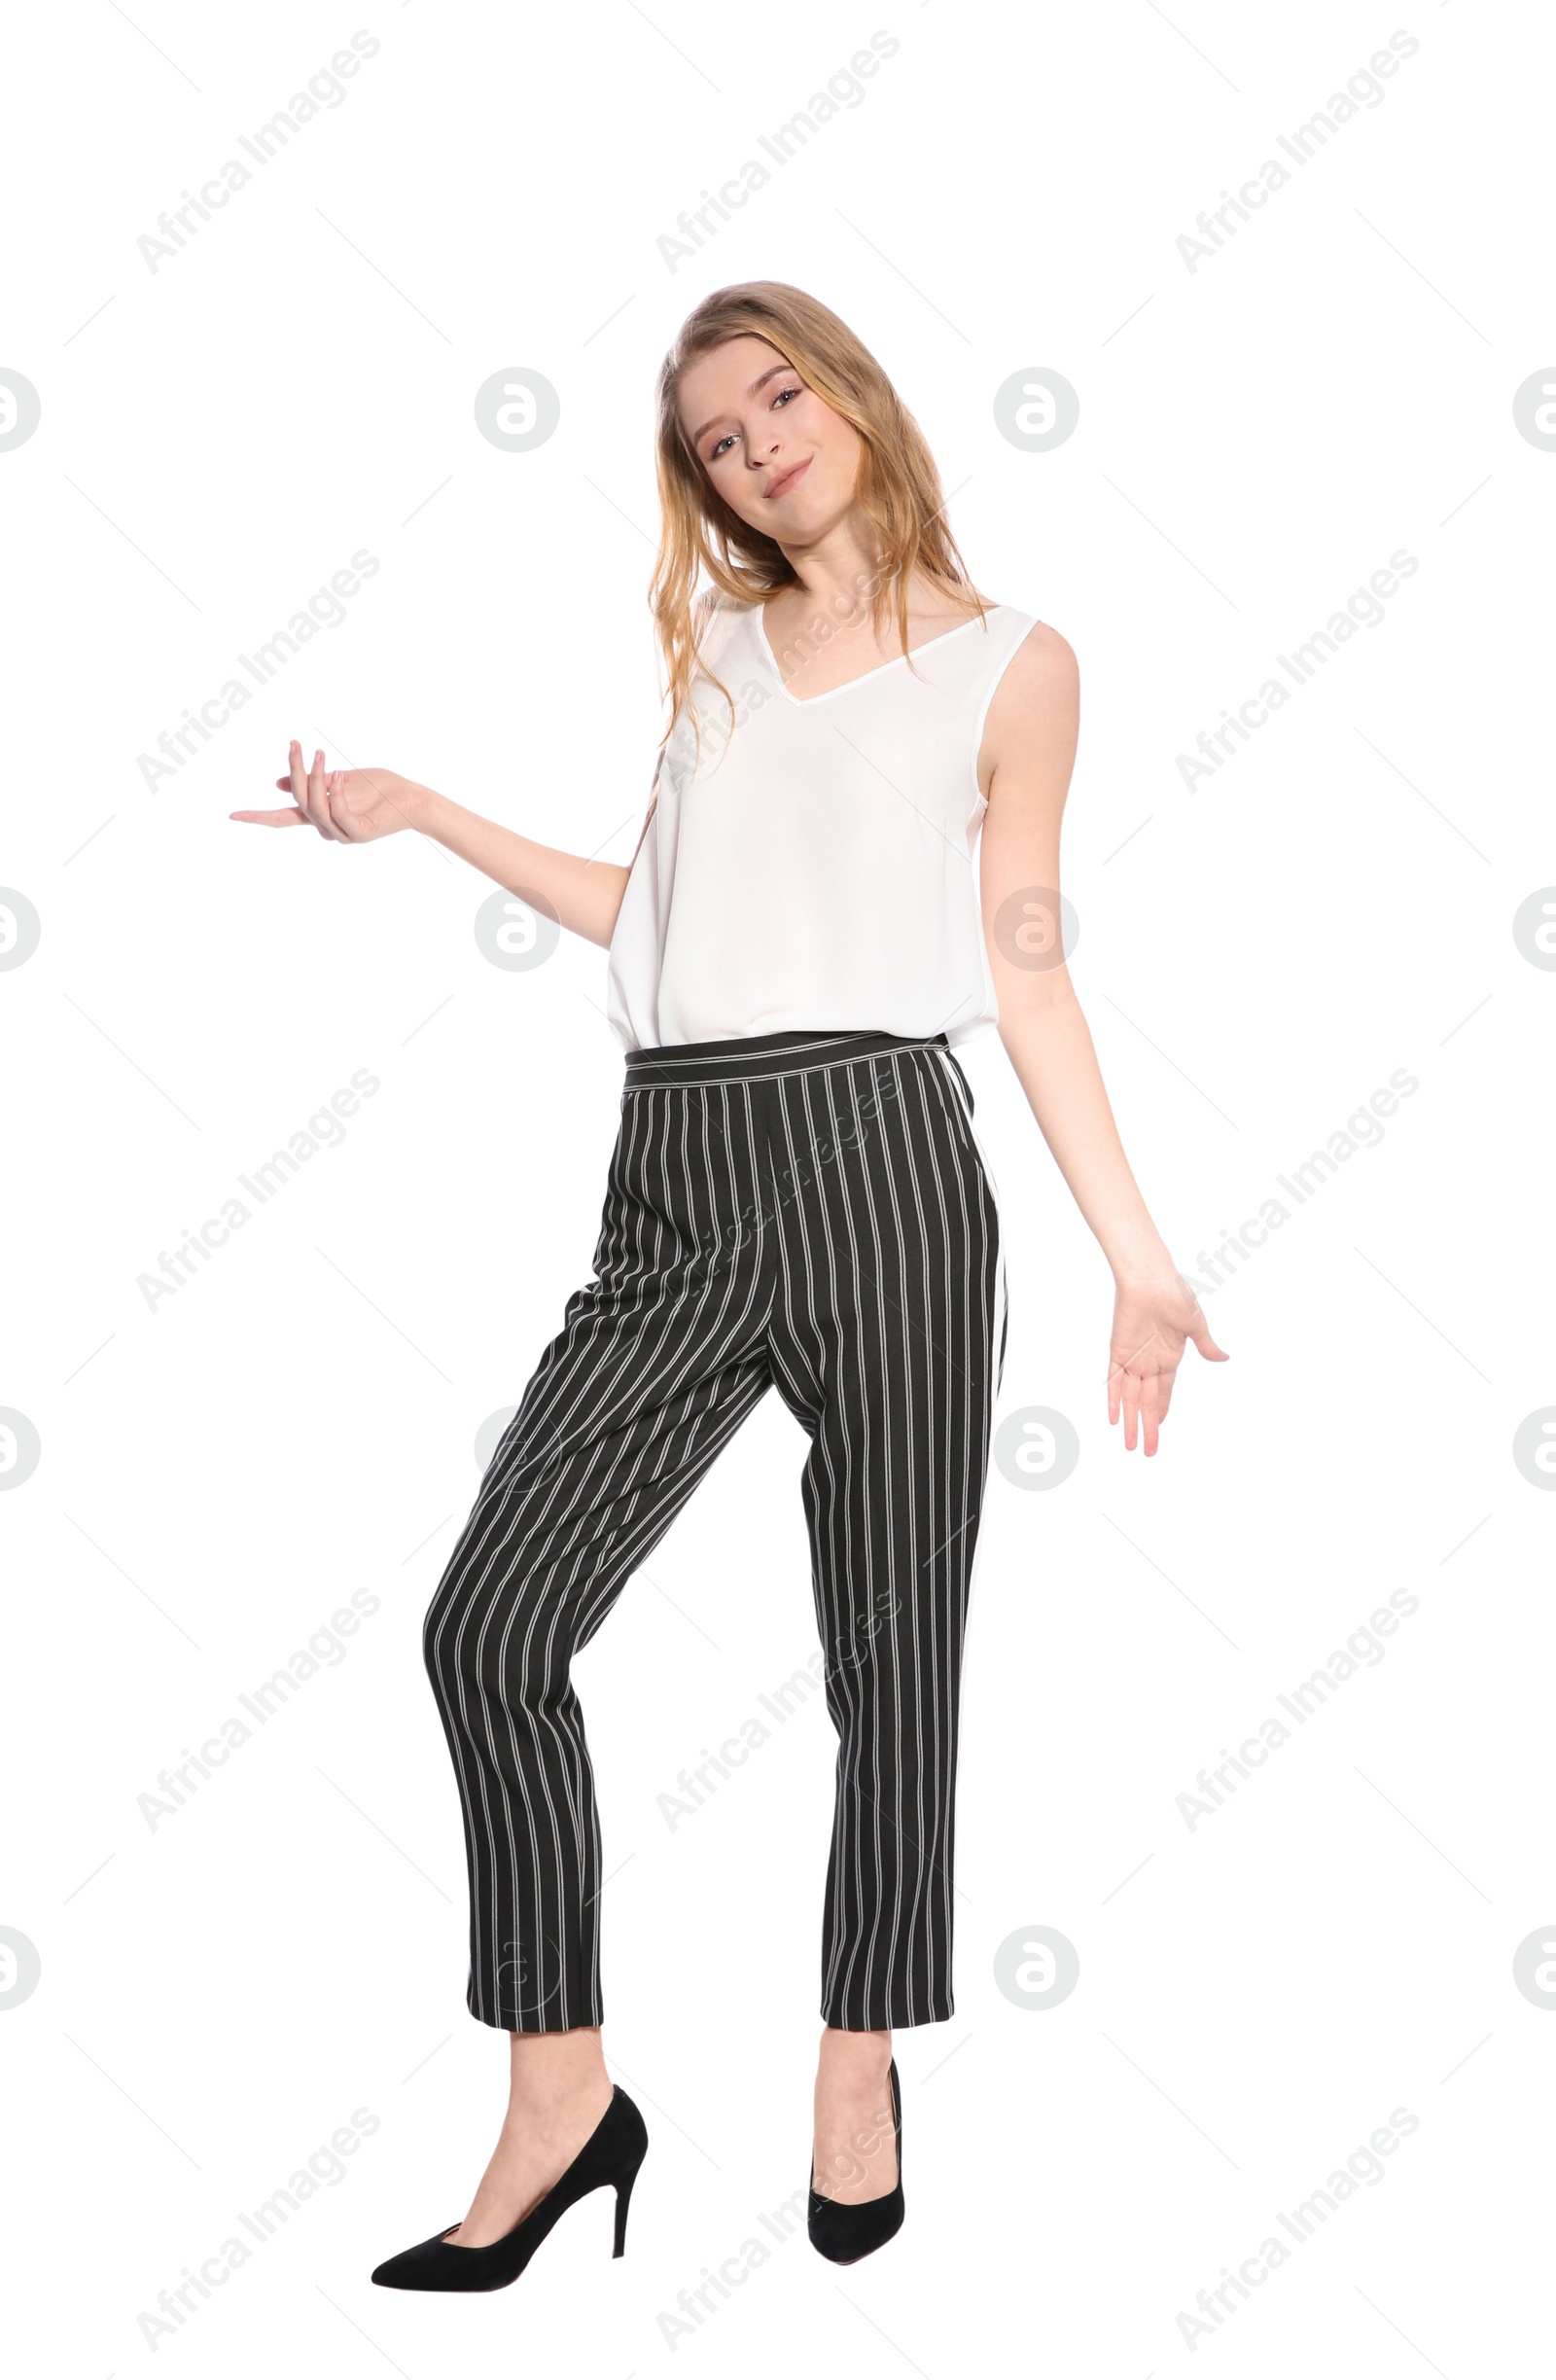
left=756, top=605, right=998, bottom=707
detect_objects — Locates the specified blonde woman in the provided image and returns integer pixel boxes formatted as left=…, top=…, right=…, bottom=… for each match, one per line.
left=234, top=280, right=1226, bottom=2291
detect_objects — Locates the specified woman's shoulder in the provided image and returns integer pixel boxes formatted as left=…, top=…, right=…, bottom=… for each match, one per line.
left=979, top=616, right=1079, bottom=770
left=693, top=585, right=762, bottom=626
left=690, top=586, right=759, bottom=672
left=986, top=609, right=1076, bottom=681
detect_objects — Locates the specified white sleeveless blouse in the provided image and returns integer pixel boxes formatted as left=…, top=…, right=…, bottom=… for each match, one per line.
left=605, top=597, right=1039, bottom=1052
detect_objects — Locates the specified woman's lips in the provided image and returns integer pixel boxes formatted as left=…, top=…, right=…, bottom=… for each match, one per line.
left=764, top=455, right=811, bottom=501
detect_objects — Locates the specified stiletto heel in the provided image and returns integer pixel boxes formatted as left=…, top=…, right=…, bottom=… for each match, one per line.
left=612, top=2157, right=642, bottom=2256
left=807, top=2056, right=904, bottom=2264
left=371, top=2084, right=650, bottom=2292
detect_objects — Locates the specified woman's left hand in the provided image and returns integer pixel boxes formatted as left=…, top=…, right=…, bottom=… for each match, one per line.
left=1108, top=1270, right=1228, bottom=1456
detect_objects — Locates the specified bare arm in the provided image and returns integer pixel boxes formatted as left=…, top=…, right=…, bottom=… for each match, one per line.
left=417, top=788, right=630, bottom=947
left=977, top=627, right=1226, bottom=1454
left=231, top=741, right=634, bottom=949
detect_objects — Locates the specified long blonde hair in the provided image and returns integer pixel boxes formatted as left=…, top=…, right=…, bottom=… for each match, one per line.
left=650, top=281, right=987, bottom=755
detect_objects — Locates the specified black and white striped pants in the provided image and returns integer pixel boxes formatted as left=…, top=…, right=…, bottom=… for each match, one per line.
left=423, top=1027, right=1007, bottom=2033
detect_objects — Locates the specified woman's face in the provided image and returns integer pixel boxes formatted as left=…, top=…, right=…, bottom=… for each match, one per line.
left=678, top=335, right=862, bottom=543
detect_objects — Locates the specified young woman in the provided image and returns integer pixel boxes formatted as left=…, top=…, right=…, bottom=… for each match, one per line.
left=233, top=281, right=1226, bottom=2291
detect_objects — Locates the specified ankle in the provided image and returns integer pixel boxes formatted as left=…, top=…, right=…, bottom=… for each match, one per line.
left=509, top=2070, right=611, bottom=2112
left=502, top=2031, right=611, bottom=2131
left=816, top=2026, right=893, bottom=2082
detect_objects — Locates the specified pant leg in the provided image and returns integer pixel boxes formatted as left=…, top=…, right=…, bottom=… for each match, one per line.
left=424, top=1076, right=774, bottom=2031
left=764, top=1043, right=1001, bottom=2028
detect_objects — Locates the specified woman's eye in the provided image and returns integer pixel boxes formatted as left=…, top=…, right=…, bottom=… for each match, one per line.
left=705, top=387, right=801, bottom=461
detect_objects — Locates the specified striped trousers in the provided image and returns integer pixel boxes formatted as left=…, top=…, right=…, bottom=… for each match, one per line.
left=423, top=1027, right=1007, bottom=2033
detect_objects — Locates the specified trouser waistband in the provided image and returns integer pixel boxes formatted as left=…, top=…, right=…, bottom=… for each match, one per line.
left=622, top=1026, right=950, bottom=1091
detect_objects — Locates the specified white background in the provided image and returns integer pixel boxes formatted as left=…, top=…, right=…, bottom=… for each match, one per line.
left=3, top=0, right=1552, bottom=2370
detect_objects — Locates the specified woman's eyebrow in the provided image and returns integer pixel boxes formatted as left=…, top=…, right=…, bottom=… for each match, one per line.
left=689, top=362, right=796, bottom=448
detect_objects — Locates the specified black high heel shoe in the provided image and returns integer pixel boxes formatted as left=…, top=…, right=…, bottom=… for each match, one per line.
left=371, top=2084, right=649, bottom=2292
left=807, top=2056, right=903, bottom=2263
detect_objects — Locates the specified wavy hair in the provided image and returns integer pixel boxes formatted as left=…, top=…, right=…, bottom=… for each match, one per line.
left=650, top=281, right=987, bottom=764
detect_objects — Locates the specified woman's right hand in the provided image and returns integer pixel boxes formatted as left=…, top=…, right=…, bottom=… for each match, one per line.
left=230, top=741, right=434, bottom=842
